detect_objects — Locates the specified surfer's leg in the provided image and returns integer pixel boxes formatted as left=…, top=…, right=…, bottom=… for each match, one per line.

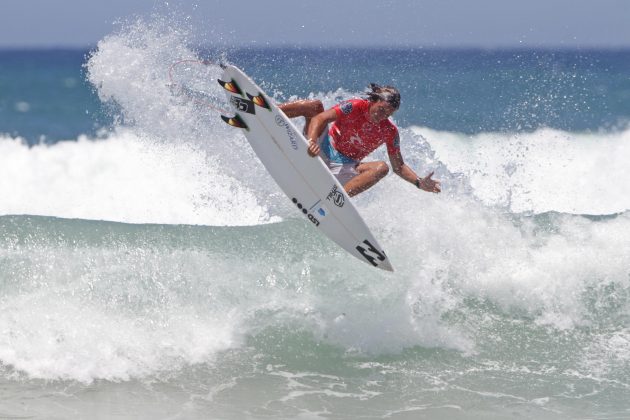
left=343, top=161, right=390, bottom=197
left=278, top=100, right=324, bottom=134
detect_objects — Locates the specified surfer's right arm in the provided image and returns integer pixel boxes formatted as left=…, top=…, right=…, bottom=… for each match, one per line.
left=306, top=108, right=338, bottom=157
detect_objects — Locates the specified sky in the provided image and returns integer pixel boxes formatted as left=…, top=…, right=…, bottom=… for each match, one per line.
left=0, top=0, right=628, bottom=49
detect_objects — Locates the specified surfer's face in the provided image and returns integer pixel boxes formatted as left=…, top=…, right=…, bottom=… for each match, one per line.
left=369, top=101, right=397, bottom=123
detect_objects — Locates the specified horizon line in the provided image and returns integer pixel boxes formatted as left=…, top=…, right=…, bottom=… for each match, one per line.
left=1, top=44, right=630, bottom=52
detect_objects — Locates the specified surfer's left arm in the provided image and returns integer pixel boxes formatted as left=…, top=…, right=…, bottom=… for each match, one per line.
left=389, top=142, right=441, bottom=194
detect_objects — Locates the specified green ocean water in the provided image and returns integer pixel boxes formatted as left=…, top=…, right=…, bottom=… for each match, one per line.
left=1, top=213, right=629, bottom=419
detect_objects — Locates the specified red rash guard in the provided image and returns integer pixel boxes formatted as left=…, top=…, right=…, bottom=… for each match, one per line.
left=329, top=99, right=399, bottom=161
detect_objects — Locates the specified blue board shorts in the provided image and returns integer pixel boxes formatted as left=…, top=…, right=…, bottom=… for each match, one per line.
left=318, top=132, right=359, bottom=185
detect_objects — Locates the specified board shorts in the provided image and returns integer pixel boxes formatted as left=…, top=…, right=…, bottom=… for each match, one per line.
left=318, top=132, right=360, bottom=186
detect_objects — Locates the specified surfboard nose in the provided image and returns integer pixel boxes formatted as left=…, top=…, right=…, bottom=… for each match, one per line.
left=380, top=259, right=395, bottom=272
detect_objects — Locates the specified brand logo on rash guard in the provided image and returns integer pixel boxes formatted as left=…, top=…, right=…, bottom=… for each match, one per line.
left=340, top=101, right=353, bottom=115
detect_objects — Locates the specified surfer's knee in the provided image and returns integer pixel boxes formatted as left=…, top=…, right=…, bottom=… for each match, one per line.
left=300, top=99, right=324, bottom=118
left=310, top=100, right=324, bottom=116
left=375, top=161, right=389, bottom=178
left=279, top=99, right=323, bottom=118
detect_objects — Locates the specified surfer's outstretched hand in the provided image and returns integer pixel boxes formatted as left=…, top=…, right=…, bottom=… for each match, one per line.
left=307, top=140, right=320, bottom=157
left=419, top=171, right=441, bottom=193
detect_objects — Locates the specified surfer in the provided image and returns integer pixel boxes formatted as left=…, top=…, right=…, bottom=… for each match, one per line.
left=279, top=84, right=440, bottom=197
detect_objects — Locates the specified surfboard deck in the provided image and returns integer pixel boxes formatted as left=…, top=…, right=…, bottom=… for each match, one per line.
left=218, top=65, right=394, bottom=271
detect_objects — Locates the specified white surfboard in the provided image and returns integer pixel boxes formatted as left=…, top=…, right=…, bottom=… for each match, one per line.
left=219, top=65, right=394, bottom=271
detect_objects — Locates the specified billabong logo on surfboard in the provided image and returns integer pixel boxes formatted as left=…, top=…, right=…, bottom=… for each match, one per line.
left=356, top=239, right=387, bottom=267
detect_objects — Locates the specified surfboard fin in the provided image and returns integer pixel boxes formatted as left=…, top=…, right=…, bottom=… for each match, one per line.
left=247, top=92, right=271, bottom=110
left=220, top=113, right=249, bottom=131
left=217, top=78, right=243, bottom=96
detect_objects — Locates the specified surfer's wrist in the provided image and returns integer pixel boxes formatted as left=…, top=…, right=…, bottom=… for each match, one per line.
left=415, top=177, right=421, bottom=189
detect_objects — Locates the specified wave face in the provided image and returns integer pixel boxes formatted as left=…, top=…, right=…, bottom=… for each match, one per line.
left=1, top=211, right=629, bottom=418
left=1, top=16, right=629, bottom=420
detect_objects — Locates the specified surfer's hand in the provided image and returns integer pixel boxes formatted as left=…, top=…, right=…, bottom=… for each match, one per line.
left=307, top=140, right=320, bottom=157
left=418, top=172, right=441, bottom=193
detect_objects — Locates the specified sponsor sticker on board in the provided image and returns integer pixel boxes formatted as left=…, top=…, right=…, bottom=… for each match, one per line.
left=326, top=185, right=345, bottom=207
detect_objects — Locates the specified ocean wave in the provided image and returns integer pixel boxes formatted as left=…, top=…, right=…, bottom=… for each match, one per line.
left=1, top=211, right=629, bottom=382
left=2, top=122, right=626, bottom=227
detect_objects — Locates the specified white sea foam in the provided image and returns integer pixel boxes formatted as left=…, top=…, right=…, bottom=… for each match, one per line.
left=0, top=244, right=249, bottom=383
left=384, top=178, right=628, bottom=319
left=0, top=294, right=239, bottom=383
left=414, top=125, right=630, bottom=215
left=0, top=132, right=276, bottom=226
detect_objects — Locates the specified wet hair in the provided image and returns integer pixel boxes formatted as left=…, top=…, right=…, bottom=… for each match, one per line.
left=365, top=83, right=400, bottom=110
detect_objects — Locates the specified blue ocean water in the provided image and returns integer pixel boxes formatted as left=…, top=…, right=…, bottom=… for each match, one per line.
left=229, top=47, right=630, bottom=133
left=2, top=47, right=630, bottom=144
left=1, top=19, right=630, bottom=420
left=0, top=49, right=105, bottom=144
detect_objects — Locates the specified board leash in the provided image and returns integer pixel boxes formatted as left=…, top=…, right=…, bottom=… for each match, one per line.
left=168, top=59, right=231, bottom=114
